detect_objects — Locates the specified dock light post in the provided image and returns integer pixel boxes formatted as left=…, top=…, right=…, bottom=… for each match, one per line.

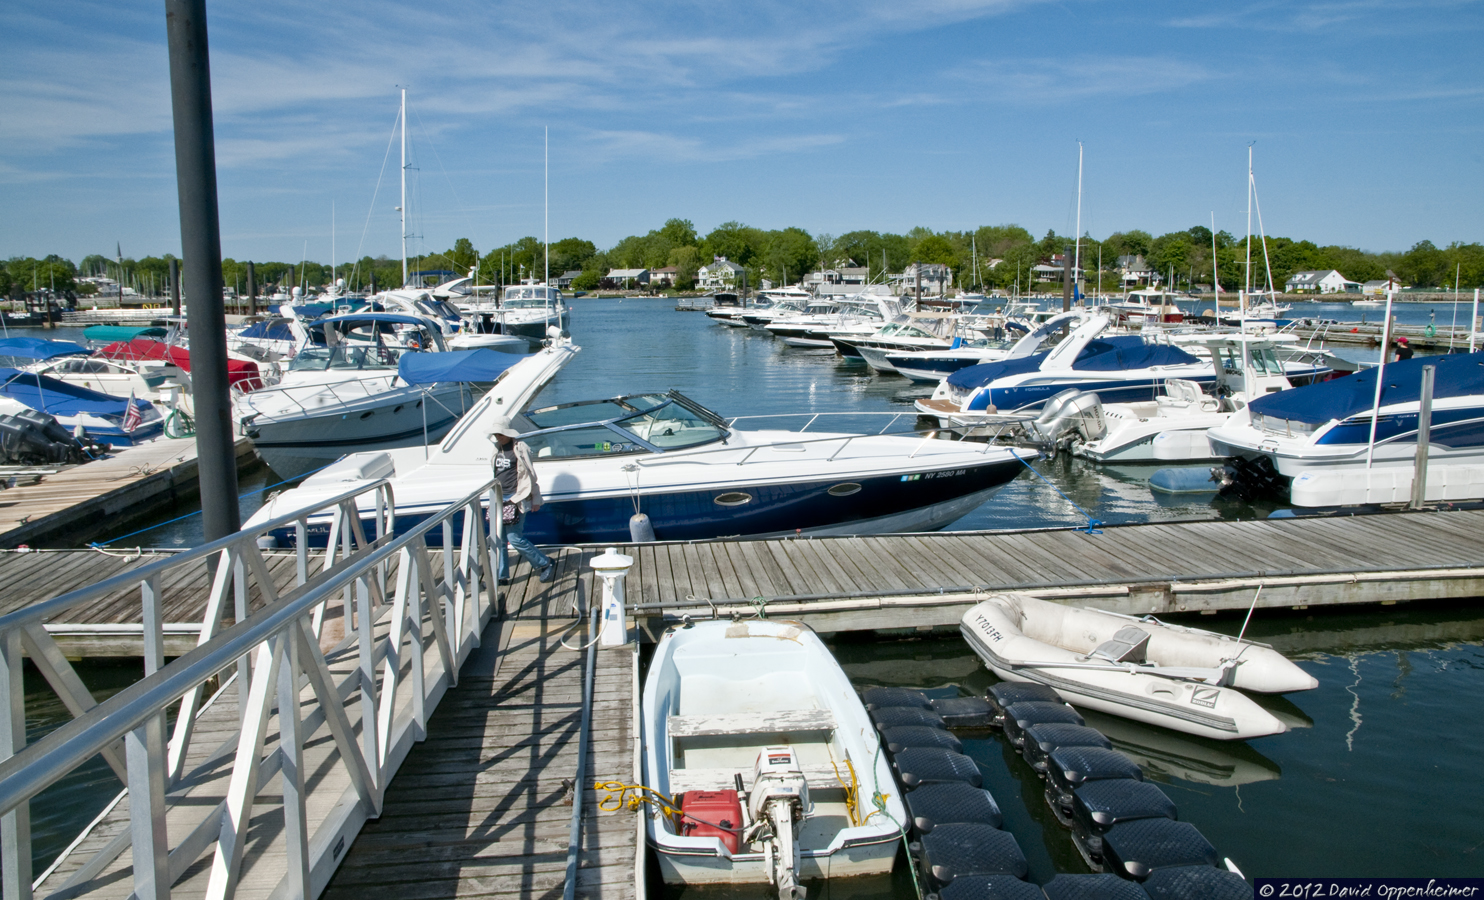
left=165, top=0, right=240, bottom=540
left=589, top=548, right=634, bottom=646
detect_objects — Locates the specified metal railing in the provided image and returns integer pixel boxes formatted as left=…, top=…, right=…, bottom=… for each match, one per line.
left=0, top=471, right=507, bottom=900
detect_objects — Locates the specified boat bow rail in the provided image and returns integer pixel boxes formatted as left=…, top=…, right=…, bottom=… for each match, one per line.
left=0, top=473, right=509, bottom=900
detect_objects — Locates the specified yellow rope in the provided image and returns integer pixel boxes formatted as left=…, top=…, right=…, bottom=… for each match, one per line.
left=594, top=780, right=681, bottom=820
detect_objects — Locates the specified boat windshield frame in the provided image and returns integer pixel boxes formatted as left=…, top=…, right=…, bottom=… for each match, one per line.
left=519, top=390, right=731, bottom=459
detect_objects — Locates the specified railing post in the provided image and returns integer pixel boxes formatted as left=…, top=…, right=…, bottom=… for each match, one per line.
left=277, top=628, right=310, bottom=898
left=128, top=576, right=171, bottom=899
left=1, top=630, right=31, bottom=900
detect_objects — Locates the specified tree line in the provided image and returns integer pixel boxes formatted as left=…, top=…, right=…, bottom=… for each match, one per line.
left=8, top=223, right=1482, bottom=300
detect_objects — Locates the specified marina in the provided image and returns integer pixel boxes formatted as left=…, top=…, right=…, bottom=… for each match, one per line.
left=3, top=297, right=1484, bottom=899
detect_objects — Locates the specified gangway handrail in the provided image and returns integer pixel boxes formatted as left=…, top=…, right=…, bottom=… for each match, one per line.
left=0, top=474, right=506, bottom=900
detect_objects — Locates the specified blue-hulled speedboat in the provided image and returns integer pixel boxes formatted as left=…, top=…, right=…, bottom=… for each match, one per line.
left=244, top=337, right=1033, bottom=546
left=0, top=368, right=163, bottom=445
left=1208, top=350, right=1484, bottom=506
left=915, top=316, right=1216, bottom=425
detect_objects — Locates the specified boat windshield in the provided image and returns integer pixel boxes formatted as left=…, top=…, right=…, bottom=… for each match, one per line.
left=1216, top=346, right=1285, bottom=376
left=521, top=392, right=729, bottom=459
left=292, top=321, right=432, bottom=371
left=503, top=287, right=560, bottom=308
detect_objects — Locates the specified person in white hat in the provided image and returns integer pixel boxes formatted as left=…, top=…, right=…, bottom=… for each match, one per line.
left=489, top=416, right=555, bottom=584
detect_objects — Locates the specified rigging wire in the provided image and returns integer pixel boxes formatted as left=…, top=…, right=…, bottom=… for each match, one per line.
left=349, top=104, right=403, bottom=292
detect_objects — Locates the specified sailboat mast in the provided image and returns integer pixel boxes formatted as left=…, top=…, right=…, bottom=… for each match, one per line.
left=544, top=126, right=549, bottom=286
left=1073, top=141, right=1083, bottom=303
left=1211, top=211, right=1220, bottom=318
left=400, top=88, right=408, bottom=288
left=1243, top=145, right=1253, bottom=317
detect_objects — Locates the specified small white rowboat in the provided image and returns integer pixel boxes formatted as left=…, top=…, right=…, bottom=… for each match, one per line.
left=961, top=593, right=1317, bottom=741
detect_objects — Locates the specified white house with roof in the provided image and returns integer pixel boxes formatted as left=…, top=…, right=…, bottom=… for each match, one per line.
left=1285, top=270, right=1361, bottom=294
left=1361, top=278, right=1407, bottom=296
left=806, top=265, right=870, bottom=296
left=1117, top=254, right=1156, bottom=286
left=605, top=268, right=649, bottom=289
left=698, top=257, right=745, bottom=289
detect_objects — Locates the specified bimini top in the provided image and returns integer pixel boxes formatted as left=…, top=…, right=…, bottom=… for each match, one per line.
left=82, top=325, right=168, bottom=343
left=1249, top=350, right=1484, bottom=425
left=0, top=368, right=152, bottom=417
left=236, top=320, right=296, bottom=341
left=944, top=336, right=1202, bottom=390
left=0, top=337, right=91, bottom=361
left=398, top=348, right=527, bottom=385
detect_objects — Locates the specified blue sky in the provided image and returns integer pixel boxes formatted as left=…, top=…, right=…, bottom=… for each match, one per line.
left=3, top=0, right=1481, bottom=265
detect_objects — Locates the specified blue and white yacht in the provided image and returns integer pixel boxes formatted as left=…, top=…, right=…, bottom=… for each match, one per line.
left=915, top=315, right=1217, bottom=425
left=245, top=338, right=1033, bottom=546
left=1207, top=350, right=1484, bottom=506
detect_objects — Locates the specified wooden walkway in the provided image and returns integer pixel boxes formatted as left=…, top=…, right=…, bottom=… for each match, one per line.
left=0, top=436, right=256, bottom=550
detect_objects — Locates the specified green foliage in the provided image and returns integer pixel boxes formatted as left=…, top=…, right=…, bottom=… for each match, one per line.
left=912, top=234, right=959, bottom=268
left=570, top=269, right=601, bottom=291
left=669, top=246, right=701, bottom=290
left=700, top=221, right=764, bottom=267
left=759, top=227, right=819, bottom=285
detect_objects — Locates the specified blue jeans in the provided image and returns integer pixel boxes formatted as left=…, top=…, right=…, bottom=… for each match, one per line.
left=496, top=512, right=552, bottom=581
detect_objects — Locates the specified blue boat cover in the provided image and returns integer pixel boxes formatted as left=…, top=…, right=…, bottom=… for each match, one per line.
left=237, top=321, right=296, bottom=341
left=944, top=336, right=1201, bottom=390
left=82, top=325, right=167, bottom=342
left=1250, top=350, right=1484, bottom=424
left=314, top=313, right=429, bottom=328
left=0, top=368, right=154, bottom=417
left=945, top=353, right=1049, bottom=389
left=398, top=348, right=526, bottom=385
left=0, top=338, right=91, bottom=360
left=1071, top=336, right=1202, bottom=371
left=291, top=303, right=333, bottom=318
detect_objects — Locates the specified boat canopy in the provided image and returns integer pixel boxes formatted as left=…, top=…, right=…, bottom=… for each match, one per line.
left=1071, top=336, right=1202, bottom=372
left=1249, top=350, right=1484, bottom=425
left=97, top=339, right=262, bottom=388
left=0, top=368, right=153, bottom=417
left=0, top=338, right=91, bottom=360
left=237, top=320, right=296, bottom=341
left=946, top=352, right=1050, bottom=389
left=82, top=325, right=167, bottom=343
left=397, top=348, right=526, bottom=385
left=312, top=313, right=430, bottom=329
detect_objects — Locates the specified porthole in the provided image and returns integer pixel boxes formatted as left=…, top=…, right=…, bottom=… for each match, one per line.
left=359, top=411, right=374, bottom=420
left=827, top=483, right=862, bottom=497
left=713, top=492, right=753, bottom=507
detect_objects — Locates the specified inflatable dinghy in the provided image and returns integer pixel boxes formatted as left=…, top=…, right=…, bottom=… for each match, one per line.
left=961, top=593, right=1316, bottom=741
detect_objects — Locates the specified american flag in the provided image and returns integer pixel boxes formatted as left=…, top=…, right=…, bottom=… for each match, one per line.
left=122, top=392, right=142, bottom=433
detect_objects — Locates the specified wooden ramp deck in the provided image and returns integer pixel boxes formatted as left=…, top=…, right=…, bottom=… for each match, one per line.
left=0, top=436, right=256, bottom=550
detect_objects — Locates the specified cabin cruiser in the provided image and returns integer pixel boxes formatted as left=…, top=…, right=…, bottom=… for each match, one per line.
left=1072, top=333, right=1330, bottom=463
left=1208, top=349, right=1484, bottom=506
left=773, top=291, right=904, bottom=349
left=915, top=316, right=1217, bottom=426
left=739, top=289, right=814, bottom=328
left=832, top=312, right=963, bottom=373
left=643, top=619, right=907, bottom=894
left=493, top=284, right=570, bottom=344
left=883, top=310, right=1082, bottom=384
left=234, top=313, right=511, bottom=478
left=961, top=593, right=1315, bottom=740
left=244, top=337, right=1032, bottom=546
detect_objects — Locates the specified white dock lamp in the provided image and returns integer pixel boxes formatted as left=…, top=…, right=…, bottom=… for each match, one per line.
left=589, top=547, right=635, bottom=646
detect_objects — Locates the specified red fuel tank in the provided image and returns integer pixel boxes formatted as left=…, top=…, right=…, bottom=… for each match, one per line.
left=680, top=790, right=743, bottom=854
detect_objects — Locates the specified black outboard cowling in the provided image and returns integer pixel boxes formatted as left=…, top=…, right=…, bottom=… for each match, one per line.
left=0, top=409, right=99, bottom=465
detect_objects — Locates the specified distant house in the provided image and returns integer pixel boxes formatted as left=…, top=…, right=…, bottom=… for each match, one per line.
left=555, top=270, right=583, bottom=290
left=1285, top=270, right=1361, bottom=294
left=650, top=266, right=678, bottom=288
left=1117, top=255, right=1156, bottom=286
left=1031, top=255, right=1084, bottom=284
left=604, top=268, right=649, bottom=289
left=806, top=265, right=870, bottom=296
left=892, top=263, right=953, bottom=295
left=698, top=257, right=745, bottom=289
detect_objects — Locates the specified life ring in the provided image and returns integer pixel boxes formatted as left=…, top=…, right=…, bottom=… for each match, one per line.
left=1425, top=324, right=1436, bottom=337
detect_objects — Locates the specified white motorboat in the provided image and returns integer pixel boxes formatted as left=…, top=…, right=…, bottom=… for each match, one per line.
left=961, top=593, right=1316, bottom=740
left=0, top=368, right=163, bottom=446
left=642, top=619, right=907, bottom=896
left=1073, top=333, right=1329, bottom=463
left=884, top=310, right=1084, bottom=384
left=494, top=283, right=570, bottom=343
left=243, top=336, right=1033, bottom=546
left=1208, top=349, right=1484, bottom=506
left=234, top=313, right=507, bottom=478
left=833, top=313, right=962, bottom=374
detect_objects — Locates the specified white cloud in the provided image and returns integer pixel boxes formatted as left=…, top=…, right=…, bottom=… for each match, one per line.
left=951, top=56, right=1213, bottom=104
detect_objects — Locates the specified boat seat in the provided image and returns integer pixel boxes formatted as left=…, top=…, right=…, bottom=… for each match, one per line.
left=667, top=708, right=836, bottom=739
left=1088, top=625, right=1151, bottom=664
left=667, top=763, right=847, bottom=794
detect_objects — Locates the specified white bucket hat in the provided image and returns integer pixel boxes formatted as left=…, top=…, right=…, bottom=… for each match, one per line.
left=488, top=416, right=522, bottom=440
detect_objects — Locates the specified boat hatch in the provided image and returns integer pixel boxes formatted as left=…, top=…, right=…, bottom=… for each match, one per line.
left=521, top=390, right=730, bottom=459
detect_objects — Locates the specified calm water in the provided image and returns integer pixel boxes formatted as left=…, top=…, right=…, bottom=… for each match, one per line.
left=10, top=300, right=1484, bottom=883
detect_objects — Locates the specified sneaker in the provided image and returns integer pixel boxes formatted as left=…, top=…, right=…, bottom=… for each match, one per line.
left=538, top=563, right=556, bottom=583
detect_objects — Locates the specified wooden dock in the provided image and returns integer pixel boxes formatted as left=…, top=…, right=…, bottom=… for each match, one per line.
left=0, top=436, right=256, bottom=550
left=12, top=509, right=1484, bottom=899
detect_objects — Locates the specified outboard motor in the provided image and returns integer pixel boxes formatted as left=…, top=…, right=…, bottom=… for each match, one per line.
left=0, top=409, right=99, bottom=465
left=1025, top=389, right=1106, bottom=451
left=745, top=747, right=810, bottom=900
